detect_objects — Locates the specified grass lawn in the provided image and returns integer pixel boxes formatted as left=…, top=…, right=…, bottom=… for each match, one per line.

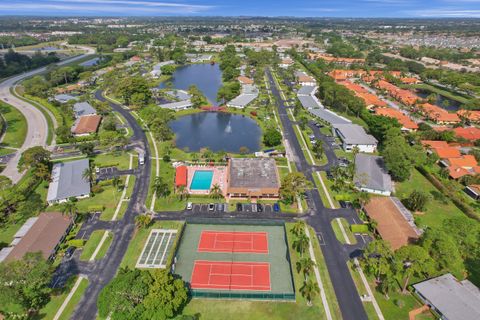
left=120, top=220, right=183, bottom=269
left=92, top=151, right=132, bottom=170
left=80, top=230, right=112, bottom=261
left=0, top=147, right=15, bottom=156
left=99, top=176, right=135, bottom=221
left=0, top=102, right=27, bottom=148
left=34, top=276, right=88, bottom=320
left=394, top=169, right=465, bottom=230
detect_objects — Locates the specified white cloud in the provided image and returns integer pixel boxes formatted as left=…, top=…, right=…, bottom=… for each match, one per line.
left=408, top=8, right=480, bottom=17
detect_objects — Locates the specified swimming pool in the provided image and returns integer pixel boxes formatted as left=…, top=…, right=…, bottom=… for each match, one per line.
left=190, top=170, right=214, bottom=190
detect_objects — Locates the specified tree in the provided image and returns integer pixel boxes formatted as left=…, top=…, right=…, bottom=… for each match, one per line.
left=188, top=85, right=207, bottom=108
left=300, top=279, right=320, bottom=306
left=142, top=270, right=188, bottom=319
left=116, top=76, right=152, bottom=106
left=18, top=146, right=50, bottom=171
left=153, top=177, right=170, bottom=198
left=79, top=142, right=95, bottom=157
left=97, top=268, right=152, bottom=319
left=62, top=199, right=77, bottom=218
left=353, top=191, right=371, bottom=212
left=378, top=270, right=397, bottom=299
left=34, top=162, right=50, bottom=181
left=312, top=140, right=324, bottom=159
left=291, top=221, right=306, bottom=238
left=404, top=190, right=430, bottom=212
left=362, top=239, right=393, bottom=282
left=292, top=232, right=310, bottom=256
left=280, top=172, right=312, bottom=205
left=263, top=127, right=282, bottom=147
left=82, top=167, right=94, bottom=185
left=135, top=215, right=152, bottom=229
left=296, top=257, right=316, bottom=279
left=382, top=128, right=414, bottom=181
left=394, top=245, right=436, bottom=293
left=0, top=253, right=53, bottom=316
left=160, top=64, right=176, bottom=75
left=298, top=116, right=308, bottom=130
left=209, top=184, right=223, bottom=199
left=55, top=125, right=73, bottom=143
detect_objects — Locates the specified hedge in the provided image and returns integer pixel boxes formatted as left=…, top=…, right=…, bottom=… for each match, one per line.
left=351, top=224, right=369, bottom=234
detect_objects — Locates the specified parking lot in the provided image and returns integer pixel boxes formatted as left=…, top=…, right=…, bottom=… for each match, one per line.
left=188, top=203, right=279, bottom=214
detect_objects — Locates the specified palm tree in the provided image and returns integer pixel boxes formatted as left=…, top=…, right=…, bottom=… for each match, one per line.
left=177, top=185, right=189, bottom=201
left=355, top=191, right=371, bottom=212
left=291, top=221, right=305, bottom=238
left=135, top=214, right=152, bottom=229
left=209, top=184, right=223, bottom=199
left=82, top=167, right=94, bottom=184
left=112, top=176, right=121, bottom=200
left=296, top=257, right=316, bottom=279
left=292, top=233, right=310, bottom=257
left=300, top=279, right=320, bottom=306
left=62, top=199, right=77, bottom=219
left=153, top=177, right=170, bottom=198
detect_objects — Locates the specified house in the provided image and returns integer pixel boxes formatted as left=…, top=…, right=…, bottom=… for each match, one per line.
left=226, top=158, right=280, bottom=199
left=453, top=127, right=480, bottom=141
left=157, top=100, right=192, bottom=111
left=279, top=58, right=294, bottom=68
left=374, top=108, right=418, bottom=131
left=150, top=60, right=175, bottom=78
left=465, top=185, right=480, bottom=201
left=364, top=197, right=421, bottom=250
left=53, top=94, right=78, bottom=104
left=47, top=159, right=91, bottom=204
left=308, top=53, right=365, bottom=66
left=295, top=71, right=316, bottom=86
left=457, top=110, right=480, bottom=123
left=226, top=84, right=259, bottom=108
left=73, top=101, right=96, bottom=118
left=419, top=103, right=460, bottom=124
left=0, top=212, right=73, bottom=263
left=413, top=273, right=480, bottom=320
left=442, top=155, right=480, bottom=179
left=71, top=114, right=102, bottom=136
left=332, top=124, right=378, bottom=153
left=237, top=76, right=254, bottom=85
left=354, top=154, right=393, bottom=196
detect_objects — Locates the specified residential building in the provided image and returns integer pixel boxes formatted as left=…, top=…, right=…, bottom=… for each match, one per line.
left=457, top=110, right=480, bottom=123
left=73, top=101, right=96, bottom=118
left=453, top=127, right=480, bottom=141
left=237, top=76, right=254, bottom=85
left=374, top=107, right=418, bottom=131
left=47, top=159, right=91, bottom=204
left=333, top=124, right=378, bottom=153
left=419, top=103, right=460, bottom=124
left=157, top=100, right=192, bottom=111
left=71, top=114, right=102, bottom=136
left=465, top=185, right=480, bottom=201
left=227, top=84, right=259, bottom=108
left=364, top=197, right=421, bottom=250
left=53, top=94, right=78, bottom=104
left=0, top=212, right=73, bottom=263
left=279, top=57, right=294, bottom=68
left=150, top=60, right=175, bottom=78
left=413, top=273, right=480, bottom=320
left=295, top=71, right=316, bottom=86
left=226, top=158, right=280, bottom=199
left=354, top=154, right=393, bottom=196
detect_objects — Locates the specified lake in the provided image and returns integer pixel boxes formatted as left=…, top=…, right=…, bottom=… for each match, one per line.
left=170, top=112, right=262, bottom=153
left=159, top=63, right=222, bottom=106
left=415, top=89, right=462, bottom=111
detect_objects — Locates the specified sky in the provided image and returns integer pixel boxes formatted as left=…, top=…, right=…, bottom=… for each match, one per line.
left=0, top=0, right=480, bottom=18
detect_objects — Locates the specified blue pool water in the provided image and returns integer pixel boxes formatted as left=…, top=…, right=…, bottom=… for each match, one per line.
left=190, top=170, right=214, bottom=190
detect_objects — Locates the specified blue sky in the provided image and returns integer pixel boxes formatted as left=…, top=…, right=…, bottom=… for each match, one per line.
left=1, top=0, right=480, bottom=17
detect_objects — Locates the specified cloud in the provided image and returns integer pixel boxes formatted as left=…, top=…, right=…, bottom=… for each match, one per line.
left=407, top=8, right=480, bottom=17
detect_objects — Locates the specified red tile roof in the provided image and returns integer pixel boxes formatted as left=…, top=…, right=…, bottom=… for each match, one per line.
left=457, top=110, right=480, bottom=122
left=175, top=166, right=188, bottom=187
left=454, top=127, right=480, bottom=141
left=432, top=147, right=461, bottom=159
left=421, top=140, right=450, bottom=148
left=72, top=115, right=102, bottom=135
left=375, top=108, right=418, bottom=130
left=237, top=76, right=254, bottom=85
left=419, top=103, right=460, bottom=123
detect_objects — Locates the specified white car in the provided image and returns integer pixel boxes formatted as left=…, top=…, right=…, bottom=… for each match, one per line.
left=186, top=202, right=193, bottom=210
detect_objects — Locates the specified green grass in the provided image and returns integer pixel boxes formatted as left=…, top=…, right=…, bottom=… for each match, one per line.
left=406, top=83, right=470, bottom=104
left=394, top=169, right=465, bottom=229
left=339, top=218, right=357, bottom=244
left=331, top=219, right=348, bottom=245
left=120, top=220, right=183, bottom=269
left=99, top=175, right=135, bottom=221
left=0, top=102, right=27, bottom=148
left=0, top=147, right=15, bottom=156
left=80, top=230, right=112, bottom=261
left=35, top=276, right=88, bottom=320
left=92, top=151, right=132, bottom=170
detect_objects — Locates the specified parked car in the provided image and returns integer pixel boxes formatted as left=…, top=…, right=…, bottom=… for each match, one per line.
left=326, top=171, right=334, bottom=180
left=208, top=203, right=215, bottom=211
left=65, top=246, right=76, bottom=259
left=252, top=204, right=257, bottom=212
left=257, top=204, right=263, bottom=212
left=273, top=203, right=280, bottom=212
left=216, top=203, right=225, bottom=212
left=309, top=134, right=315, bottom=140
left=186, top=202, right=193, bottom=210
left=236, top=203, right=243, bottom=211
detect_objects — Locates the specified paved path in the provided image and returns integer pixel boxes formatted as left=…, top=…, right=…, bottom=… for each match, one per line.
left=0, top=45, right=95, bottom=183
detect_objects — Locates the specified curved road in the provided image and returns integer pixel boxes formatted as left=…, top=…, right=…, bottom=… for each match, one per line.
left=0, top=45, right=95, bottom=183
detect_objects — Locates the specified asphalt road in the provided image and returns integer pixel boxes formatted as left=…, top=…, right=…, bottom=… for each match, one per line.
left=0, top=45, right=95, bottom=183
left=64, top=90, right=152, bottom=320
left=266, top=69, right=368, bottom=320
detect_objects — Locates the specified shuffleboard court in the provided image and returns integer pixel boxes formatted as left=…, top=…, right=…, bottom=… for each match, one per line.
left=136, top=229, right=177, bottom=268
left=191, top=260, right=271, bottom=291
left=198, top=230, right=268, bottom=254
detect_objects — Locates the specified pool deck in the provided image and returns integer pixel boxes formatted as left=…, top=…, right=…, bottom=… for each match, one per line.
left=187, top=165, right=227, bottom=196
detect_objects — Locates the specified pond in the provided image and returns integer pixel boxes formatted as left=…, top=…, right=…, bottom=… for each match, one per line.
left=159, top=63, right=222, bottom=106
left=170, top=112, right=262, bottom=153
left=415, top=89, right=462, bottom=111
left=80, top=57, right=101, bottom=67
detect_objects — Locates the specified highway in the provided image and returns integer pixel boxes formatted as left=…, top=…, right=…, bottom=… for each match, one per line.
left=0, top=45, right=95, bottom=183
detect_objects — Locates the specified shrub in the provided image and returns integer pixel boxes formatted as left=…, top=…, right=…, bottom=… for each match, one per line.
left=91, top=184, right=103, bottom=194
left=351, top=224, right=369, bottom=234
left=67, top=239, right=85, bottom=247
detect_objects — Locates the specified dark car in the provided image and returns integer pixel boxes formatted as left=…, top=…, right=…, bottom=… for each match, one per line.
left=339, top=200, right=347, bottom=208
left=257, top=204, right=263, bottom=212
left=236, top=203, right=243, bottom=211
left=273, top=203, right=280, bottom=212
left=65, top=246, right=76, bottom=259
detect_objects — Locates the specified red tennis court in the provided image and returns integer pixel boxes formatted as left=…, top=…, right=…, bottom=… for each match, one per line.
left=198, top=230, right=268, bottom=254
left=190, top=260, right=271, bottom=291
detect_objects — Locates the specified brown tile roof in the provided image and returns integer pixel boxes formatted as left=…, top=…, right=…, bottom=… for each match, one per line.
left=421, top=140, right=449, bottom=149
left=237, top=76, right=254, bottom=85
left=72, top=114, right=102, bottom=135
left=432, top=147, right=461, bottom=159
left=364, top=197, right=420, bottom=250
left=454, top=127, right=480, bottom=140
left=5, top=212, right=72, bottom=262
left=457, top=110, right=480, bottom=122
left=419, top=103, right=461, bottom=123
left=375, top=107, right=418, bottom=130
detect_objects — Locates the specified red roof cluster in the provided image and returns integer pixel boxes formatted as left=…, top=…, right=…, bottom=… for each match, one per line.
left=375, top=108, right=418, bottom=130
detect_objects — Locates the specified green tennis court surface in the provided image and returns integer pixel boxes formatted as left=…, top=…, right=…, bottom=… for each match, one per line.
left=173, top=219, right=295, bottom=300
left=136, top=229, right=177, bottom=268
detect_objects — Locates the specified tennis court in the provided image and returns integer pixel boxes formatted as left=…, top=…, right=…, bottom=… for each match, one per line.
left=173, top=219, right=295, bottom=300
left=191, top=260, right=271, bottom=291
left=198, top=231, right=268, bottom=254
left=136, top=229, right=177, bottom=268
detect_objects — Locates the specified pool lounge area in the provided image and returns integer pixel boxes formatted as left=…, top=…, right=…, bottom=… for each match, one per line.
left=181, top=165, right=227, bottom=195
